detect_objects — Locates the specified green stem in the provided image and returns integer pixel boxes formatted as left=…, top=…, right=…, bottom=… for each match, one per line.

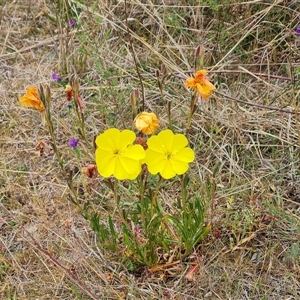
left=45, top=111, right=64, bottom=170
left=113, top=179, right=120, bottom=207
left=186, top=91, right=197, bottom=131
left=138, top=175, right=147, bottom=233
left=153, top=176, right=163, bottom=206
left=151, top=176, right=164, bottom=218
left=45, top=107, right=81, bottom=208
left=180, top=174, right=188, bottom=209
left=124, top=0, right=145, bottom=111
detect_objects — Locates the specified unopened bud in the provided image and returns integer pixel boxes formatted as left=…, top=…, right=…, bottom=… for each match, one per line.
left=161, top=64, right=167, bottom=76
left=195, top=45, right=204, bottom=58
left=82, top=164, right=98, bottom=179
left=45, top=84, right=51, bottom=103
left=130, top=89, right=138, bottom=107
left=73, top=77, right=79, bottom=96
left=65, top=84, right=73, bottom=101
left=155, top=69, right=160, bottom=78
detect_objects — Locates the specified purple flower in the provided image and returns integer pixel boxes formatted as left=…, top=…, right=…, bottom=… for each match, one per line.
left=69, top=19, right=76, bottom=27
left=52, top=72, right=62, bottom=82
left=69, top=138, right=79, bottom=148
left=296, top=27, right=300, bottom=36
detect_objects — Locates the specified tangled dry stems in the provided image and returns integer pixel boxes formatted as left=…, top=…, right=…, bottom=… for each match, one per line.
left=1, top=0, right=300, bottom=299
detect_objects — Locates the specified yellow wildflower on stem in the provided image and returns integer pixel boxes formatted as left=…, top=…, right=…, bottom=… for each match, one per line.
left=95, top=128, right=145, bottom=180
left=185, top=70, right=216, bottom=130
left=185, top=70, right=216, bottom=100
left=19, top=86, right=47, bottom=124
left=19, top=86, right=45, bottom=112
left=144, top=129, right=195, bottom=179
left=134, top=112, right=159, bottom=135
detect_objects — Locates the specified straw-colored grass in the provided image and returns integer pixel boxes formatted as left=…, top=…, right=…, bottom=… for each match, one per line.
left=1, top=0, right=300, bottom=299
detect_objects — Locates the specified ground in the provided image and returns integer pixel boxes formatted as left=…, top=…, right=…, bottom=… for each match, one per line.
left=0, top=0, right=300, bottom=299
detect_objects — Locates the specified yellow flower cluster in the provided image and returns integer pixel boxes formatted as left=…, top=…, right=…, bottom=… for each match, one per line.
left=95, top=113, right=195, bottom=180
left=19, top=69, right=215, bottom=181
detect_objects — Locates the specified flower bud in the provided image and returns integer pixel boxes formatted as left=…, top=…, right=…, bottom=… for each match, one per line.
left=65, top=84, right=73, bottom=101
left=82, top=164, right=98, bottom=179
left=134, top=112, right=159, bottom=135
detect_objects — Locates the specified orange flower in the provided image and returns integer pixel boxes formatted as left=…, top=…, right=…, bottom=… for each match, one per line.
left=19, top=86, right=45, bottom=111
left=134, top=112, right=159, bottom=135
left=185, top=70, right=216, bottom=100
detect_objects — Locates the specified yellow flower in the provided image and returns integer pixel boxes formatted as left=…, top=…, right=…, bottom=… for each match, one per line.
left=95, top=128, right=145, bottom=180
left=134, top=112, right=159, bottom=135
left=144, top=129, right=195, bottom=179
left=185, top=70, right=216, bottom=100
left=19, top=86, right=45, bottom=111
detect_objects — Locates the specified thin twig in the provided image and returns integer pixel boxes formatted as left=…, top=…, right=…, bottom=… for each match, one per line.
left=216, top=91, right=300, bottom=115
left=124, top=0, right=146, bottom=111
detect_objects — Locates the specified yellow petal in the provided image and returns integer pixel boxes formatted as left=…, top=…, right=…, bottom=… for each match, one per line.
left=146, top=135, right=164, bottom=153
left=122, top=144, right=145, bottom=160
left=170, top=160, right=189, bottom=176
left=185, top=78, right=196, bottom=88
left=119, top=129, right=136, bottom=149
left=194, top=70, right=208, bottom=80
left=174, top=148, right=195, bottom=163
left=95, top=151, right=116, bottom=178
left=95, top=128, right=145, bottom=180
left=160, top=160, right=177, bottom=179
left=146, top=156, right=167, bottom=175
left=156, top=130, right=174, bottom=152
left=19, top=86, right=45, bottom=111
left=119, top=156, right=141, bottom=179
left=195, top=83, right=213, bottom=100
left=134, top=112, right=159, bottom=135
left=171, top=134, right=188, bottom=152
left=95, top=128, right=118, bottom=151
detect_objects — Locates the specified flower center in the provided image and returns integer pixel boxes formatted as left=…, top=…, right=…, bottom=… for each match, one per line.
left=166, top=152, right=172, bottom=160
left=113, top=149, right=121, bottom=156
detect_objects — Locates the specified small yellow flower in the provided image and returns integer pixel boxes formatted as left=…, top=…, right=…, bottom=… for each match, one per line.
left=19, top=86, right=45, bottom=111
left=134, top=112, right=159, bottom=135
left=95, top=128, right=145, bottom=180
left=185, top=70, right=216, bottom=100
left=144, top=129, right=195, bottom=179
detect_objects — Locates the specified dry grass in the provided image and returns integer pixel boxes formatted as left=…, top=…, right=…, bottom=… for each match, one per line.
left=1, top=0, right=300, bottom=299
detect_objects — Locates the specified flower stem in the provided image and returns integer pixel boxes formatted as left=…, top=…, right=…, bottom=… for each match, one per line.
left=180, top=174, right=189, bottom=209
left=44, top=104, right=81, bottom=208
left=153, top=176, right=163, bottom=207
left=186, top=91, right=197, bottom=131
left=113, top=179, right=120, bottom=207
left=165, top=100, right=173, bottom=131
left=138, top=175, right=147, bottom=233
left=124, top=0, right=145, bottom=111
